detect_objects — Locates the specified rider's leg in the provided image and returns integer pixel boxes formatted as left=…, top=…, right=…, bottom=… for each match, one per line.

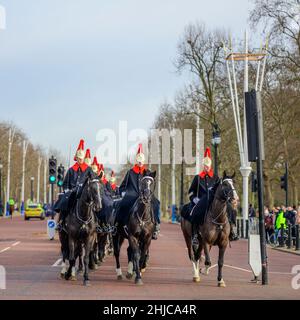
left=152, top=200, right=161, bottom=240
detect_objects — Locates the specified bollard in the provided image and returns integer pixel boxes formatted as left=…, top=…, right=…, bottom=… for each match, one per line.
left=241, top=219, right=244, bottom=239
left=245, top=220, right=249, bottom=239
left=237, top=219, right=240, bottom=238
left=296, top=225, right=300, bottom=251
left=279, top=223, right=285, bottom=247
left=287, top=224, right=292, bottom=249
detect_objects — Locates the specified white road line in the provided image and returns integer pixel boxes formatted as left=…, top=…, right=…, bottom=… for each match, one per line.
left=0, top=247, right=11, bottom=253
left=224, top=264, right=252, bottom=273
left=11, top=241, right=21, bottom=247
left=52, top=258, right=63, bottom=267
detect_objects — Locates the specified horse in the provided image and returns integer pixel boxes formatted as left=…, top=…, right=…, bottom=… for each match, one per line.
left=113, top=171, right=156, bottom=285
left=64, top=170, right=102, bottom=286
left=181, top=171, right=239, bottom=287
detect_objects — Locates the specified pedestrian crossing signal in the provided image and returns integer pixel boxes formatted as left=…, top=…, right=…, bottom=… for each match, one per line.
left=280, top=174, right=287, bottom=191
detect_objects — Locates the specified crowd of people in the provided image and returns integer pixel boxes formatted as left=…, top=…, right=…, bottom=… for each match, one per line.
left=249, top=204, right=300, bottom=245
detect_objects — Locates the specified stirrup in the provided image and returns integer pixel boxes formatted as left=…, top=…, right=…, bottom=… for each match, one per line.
left=192, top=234, right=199, bottom=247
left=123, top=225, right=129, bottom=236
left=55, top=223, right=63, bottom=232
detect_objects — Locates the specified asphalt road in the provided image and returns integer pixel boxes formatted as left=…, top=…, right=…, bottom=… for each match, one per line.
left=0, top=216, right=299, bottom=300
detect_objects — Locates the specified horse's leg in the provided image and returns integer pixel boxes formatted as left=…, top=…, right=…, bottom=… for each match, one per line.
left=126, top=246, right=134, bottom=279
left=83, top=238, right=94, bottom=286
left=78, top=245, right=83, bottom=274
left=203, top=242, right=212, bottom=275
left=217, top=244, right=227, bottom=287
left=140, top=236, right=151, bottom=274
left=65, top=238, right=76, bottom=281
left=128, top=235, right=142, bottom=285
left=113, top=233, right=124, bottom=280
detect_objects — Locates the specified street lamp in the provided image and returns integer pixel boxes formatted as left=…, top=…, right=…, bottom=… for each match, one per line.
left=0, top=162, right=3, bottom=215
left=30, top=177, right=35, bottom=202
left=211, top=123, right=221, bottom=177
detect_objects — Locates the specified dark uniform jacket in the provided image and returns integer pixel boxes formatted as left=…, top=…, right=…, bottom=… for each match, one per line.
left=116, top=165, right=160, bottom=225
left=54, top=162, right=91, bottom=212
left=97, top=178, right=114, bottom=225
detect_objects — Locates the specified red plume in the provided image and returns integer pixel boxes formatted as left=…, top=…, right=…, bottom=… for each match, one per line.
left=137, top=143, right=143, bottom=154
left=85, top=148, right=91, bottom=159
left=204, top=147, right=211, bottom=158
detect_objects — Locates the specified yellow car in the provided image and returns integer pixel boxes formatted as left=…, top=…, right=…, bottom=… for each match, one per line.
left=24, top=203, right=45, bottom=221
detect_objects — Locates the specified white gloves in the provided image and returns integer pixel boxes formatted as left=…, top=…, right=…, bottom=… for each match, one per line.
left=193, top=197, right=200, bottom=205
left=121, top=192, right=126, bottom=197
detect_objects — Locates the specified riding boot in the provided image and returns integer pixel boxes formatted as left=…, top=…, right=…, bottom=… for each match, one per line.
left=152, top=223, right=160, bottom=240
left=192, top=223, right=199, bottom=248
left=229, top=223, right=239, bottom=241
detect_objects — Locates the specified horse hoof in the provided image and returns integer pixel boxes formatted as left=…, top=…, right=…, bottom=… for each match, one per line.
left=135, top=279, right=143, bottom=285
left=193, top=276, right=201, bottom=283
left=126, top=272, right=133, bottom=279
left=218, top=280, right=226, bottom=288
left=84, top=280, right=91, bottom=286
left=117, top=275, right=123, bottom=281
left=204, top=268, right=210, bottom=275
left=141, top=268, right=146, bottom=273
left=70, top=276, right=77, bottom=281
left=77, top=269, right=83, bottom=274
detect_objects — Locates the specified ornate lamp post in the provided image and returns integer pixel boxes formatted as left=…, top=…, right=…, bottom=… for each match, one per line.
left=211, top=123, right=221, bottom=177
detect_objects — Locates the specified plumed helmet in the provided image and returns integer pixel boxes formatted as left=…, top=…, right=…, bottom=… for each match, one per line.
left=74, top=139, right=85, bottom=161
left=202, top=147, right=212, bottom=168
left=135, top=143, right=145, bottom=164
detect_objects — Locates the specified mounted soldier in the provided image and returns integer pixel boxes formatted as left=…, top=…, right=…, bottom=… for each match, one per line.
left=186, top=147, right=238, bottom=246
left=54, top=139, right=92, bottom=231
left=116, top=143, right=161, bottom=240
left=110, top=171, right=120, bottom=198
left=95, top=161, right=115, bottom=233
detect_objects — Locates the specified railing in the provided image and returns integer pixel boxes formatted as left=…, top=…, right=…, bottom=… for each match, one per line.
left=236, top=216, right=300, bottom=252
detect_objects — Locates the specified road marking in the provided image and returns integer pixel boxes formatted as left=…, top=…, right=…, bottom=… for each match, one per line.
left=224, top=264, right=252, bottom=273
left=0, top=247, right=11, bottom=253
left=52, top=258, right=63, bottom=267
left=11, top=241, right=20, bottom=247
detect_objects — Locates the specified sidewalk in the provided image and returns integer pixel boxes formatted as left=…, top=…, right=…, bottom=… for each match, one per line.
left=0, top=210, right=22, bottom=219
left=269, top=244, right=300, bottom=256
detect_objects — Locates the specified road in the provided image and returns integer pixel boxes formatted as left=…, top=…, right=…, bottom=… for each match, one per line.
left=0, top=216, right=299, bottom=300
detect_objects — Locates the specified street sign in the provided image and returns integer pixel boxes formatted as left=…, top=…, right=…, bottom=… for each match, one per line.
left=47, top=219, right=56, bottom=240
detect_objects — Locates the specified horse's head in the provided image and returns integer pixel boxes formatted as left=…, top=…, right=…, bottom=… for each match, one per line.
left=82, top=170, right=102, bottom=212
left=139, top=171, right=156, bottom=203
left=216, top=171, right=239, bottom=207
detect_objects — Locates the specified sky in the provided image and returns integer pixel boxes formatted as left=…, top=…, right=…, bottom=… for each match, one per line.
left=0, top=0, right=253, bottom=168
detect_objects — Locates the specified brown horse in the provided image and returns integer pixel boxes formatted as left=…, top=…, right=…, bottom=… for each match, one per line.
left=181, top=171, right=239, bottom=287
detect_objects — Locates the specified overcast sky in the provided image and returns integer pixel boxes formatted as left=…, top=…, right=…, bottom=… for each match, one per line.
left=0, top=0, right=253, bottom=167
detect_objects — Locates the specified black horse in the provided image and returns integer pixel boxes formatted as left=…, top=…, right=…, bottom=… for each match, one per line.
left=113, top=171, right=156, bottom=285
left=64, top=171, right=102, bottom=286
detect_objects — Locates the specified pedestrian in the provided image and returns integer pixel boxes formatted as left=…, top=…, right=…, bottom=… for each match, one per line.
left=9, top=198, right=15, bottom=219
left=296, top=206, right=300, bottom=225
left=249, top=204, right=256, bottom=224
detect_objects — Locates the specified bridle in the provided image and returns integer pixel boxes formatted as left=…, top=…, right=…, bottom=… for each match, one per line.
left=135, top=176, right=155, bottom=226
left=211, top=178, right=236, bottom=228
left=139, top=176, right=155, bottom=205
left=76, top=178, right=100, bottom=225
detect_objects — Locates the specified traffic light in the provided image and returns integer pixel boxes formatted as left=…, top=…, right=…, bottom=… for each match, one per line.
left=57, top=165, right=65, bottom=188
left=280, top=174, right=287, bottom=191
left=49, top=157, right=57, bottom=184
left=251, top=171, right=257, bottom=193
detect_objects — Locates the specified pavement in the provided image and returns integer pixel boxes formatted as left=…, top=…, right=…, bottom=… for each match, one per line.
left=0, top=216, right=300, bottom=300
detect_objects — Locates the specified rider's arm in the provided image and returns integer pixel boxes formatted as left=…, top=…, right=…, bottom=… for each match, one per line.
left=62, top=169, right=71, bottom=192
left=119, top=171, right=130, bottom=195
left=188, top=176, right=198, bottom=203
